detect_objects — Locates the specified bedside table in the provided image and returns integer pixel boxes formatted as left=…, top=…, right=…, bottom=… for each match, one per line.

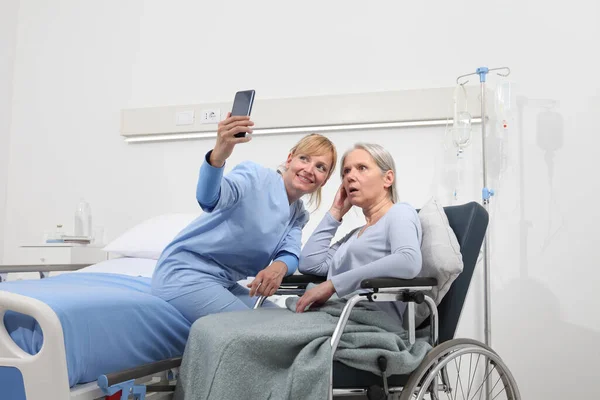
left=0, top=244, right=109, bottom=279
left=20, top=243, right=108, bottom=264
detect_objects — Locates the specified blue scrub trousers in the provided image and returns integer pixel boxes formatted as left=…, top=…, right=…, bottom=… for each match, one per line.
left=168, top=280, right=278, bottom=324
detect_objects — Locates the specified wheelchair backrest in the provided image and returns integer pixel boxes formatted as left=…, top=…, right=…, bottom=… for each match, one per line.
left=428, top=201, right=489, bottom=343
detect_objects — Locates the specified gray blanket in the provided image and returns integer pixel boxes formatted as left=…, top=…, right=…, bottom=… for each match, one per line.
left=174, top=297, right=432, bottom=400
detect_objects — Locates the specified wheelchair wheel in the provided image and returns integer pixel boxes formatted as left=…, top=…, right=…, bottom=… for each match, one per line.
left=399, top=338, right=520, bottom=400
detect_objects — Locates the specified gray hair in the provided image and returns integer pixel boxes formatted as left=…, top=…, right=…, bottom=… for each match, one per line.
left=340, top=143, right=398, bottom=203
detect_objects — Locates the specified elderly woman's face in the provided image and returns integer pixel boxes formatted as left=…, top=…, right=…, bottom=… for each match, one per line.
left=341, top=149, right=391, bottom=208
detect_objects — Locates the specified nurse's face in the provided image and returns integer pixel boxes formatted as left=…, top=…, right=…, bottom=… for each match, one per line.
left=283, top=152, right=333, bottom=196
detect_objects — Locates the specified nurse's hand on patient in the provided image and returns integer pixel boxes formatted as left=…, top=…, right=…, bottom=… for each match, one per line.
left=247, top=261, right=288, bottom=297
left=295, top=280, right=336, bottom=313
left=329, top=184, right=352, bottom=221
left=210, top=112, right=254, bottom=167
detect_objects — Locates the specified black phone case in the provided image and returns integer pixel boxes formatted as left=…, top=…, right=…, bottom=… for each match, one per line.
left=233, top=90, right=255, bottom=138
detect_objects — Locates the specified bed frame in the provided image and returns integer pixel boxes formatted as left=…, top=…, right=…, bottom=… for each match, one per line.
left=0, top=265, right=180, bottom=400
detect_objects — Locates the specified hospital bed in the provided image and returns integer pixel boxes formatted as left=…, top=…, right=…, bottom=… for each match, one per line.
left=0, top=258, right=193, bottom=400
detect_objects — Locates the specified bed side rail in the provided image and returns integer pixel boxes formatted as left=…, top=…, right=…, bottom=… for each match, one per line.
left=97, top=357, right=182, bottom=398
left=0, top=290, right=71, bottom=399
left=99, top=357, right=182, bottom=387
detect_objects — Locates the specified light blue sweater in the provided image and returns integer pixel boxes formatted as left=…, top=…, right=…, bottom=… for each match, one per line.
left=299, top=203, right=423, bottom=321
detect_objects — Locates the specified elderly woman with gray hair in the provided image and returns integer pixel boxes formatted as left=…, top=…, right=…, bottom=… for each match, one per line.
left=295, top=143, right=423, bottom=324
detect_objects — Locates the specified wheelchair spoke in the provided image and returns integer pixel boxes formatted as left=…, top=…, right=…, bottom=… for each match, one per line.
left=489, top=374, right=502, bottom=396
left=466, top=354, right=481, bottom=400
left=452, top=357, right=461, bottom=400
left=477, top=380, right=485, bottom=400
left=468, top=362, right=497, bottom=400
left=466, top=354, right=474, bottom=399
left=426, top=353, right=511, bottom=400
left=455, top=359, right=468, bottom=400
left=401, top=340, right=520, bottom=400
left=489, top=375, right=507, bottom=400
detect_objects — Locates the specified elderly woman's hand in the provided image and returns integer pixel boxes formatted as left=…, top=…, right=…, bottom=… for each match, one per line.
left=329, top=184, right=352, bottom=221
left=295, top=280, right=336, bottom=313
left=247, top=261, right=287, bottom=297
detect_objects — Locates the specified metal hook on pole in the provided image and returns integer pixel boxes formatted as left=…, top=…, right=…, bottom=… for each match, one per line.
left=456, top=66, right=511, bottom=85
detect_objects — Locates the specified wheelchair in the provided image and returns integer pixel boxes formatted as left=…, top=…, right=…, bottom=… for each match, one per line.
left=253, top=201, right=521, bottom=400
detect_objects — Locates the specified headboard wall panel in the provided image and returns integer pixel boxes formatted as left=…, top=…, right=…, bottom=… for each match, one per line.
left=120, top=86, right=487, bottom=142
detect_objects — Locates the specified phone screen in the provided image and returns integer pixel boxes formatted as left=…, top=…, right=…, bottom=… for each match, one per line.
left=231, top=90, right=255, bottom=117
left=231, top=90, right=255, bottom=137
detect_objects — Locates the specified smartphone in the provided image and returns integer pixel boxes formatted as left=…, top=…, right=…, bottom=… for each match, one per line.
left=231, top=90, right=255, bottom=137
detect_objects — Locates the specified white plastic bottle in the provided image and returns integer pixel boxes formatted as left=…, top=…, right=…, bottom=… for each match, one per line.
left=74, top=198, right=92, bottom=237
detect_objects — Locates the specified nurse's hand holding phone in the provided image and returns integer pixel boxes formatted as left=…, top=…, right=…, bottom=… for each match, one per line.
left=209, top=90, right=256, bottom=168
left=209, top=113, right=254, bottom=167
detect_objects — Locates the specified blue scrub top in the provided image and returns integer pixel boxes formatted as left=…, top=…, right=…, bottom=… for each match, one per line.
left=151, top=154, right=309, bottom=301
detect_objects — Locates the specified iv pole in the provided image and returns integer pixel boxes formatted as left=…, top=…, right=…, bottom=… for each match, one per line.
left=455, top=66, right=511, bottom=399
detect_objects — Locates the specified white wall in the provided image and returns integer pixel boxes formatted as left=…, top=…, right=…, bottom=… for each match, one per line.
left=4, top=0, right=600, bottom=397
left=0, top=0, right=20, bottom=264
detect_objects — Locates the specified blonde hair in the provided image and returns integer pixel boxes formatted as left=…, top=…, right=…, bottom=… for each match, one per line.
left=280, top=133, right=337, bottom=209
left=340, top=143, right=398, bottom=203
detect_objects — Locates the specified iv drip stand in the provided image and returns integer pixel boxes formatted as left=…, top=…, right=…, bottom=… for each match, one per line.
left=456, top=66, right=510, bottom=400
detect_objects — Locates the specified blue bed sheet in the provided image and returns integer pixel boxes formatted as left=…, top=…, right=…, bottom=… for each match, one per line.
left=0, top=273, right=191, bottom=387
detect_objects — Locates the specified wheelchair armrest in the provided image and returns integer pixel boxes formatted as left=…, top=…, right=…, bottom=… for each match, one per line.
left=281, top=274, right=327, bottom=287
left=360, top=277, right=438, bottom=289
left=253, top=274, right=326, bottom=309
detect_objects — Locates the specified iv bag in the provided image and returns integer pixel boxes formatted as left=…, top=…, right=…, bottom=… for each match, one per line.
left=451, top=84, right=472, bottom=150
left=495, top=80, right=513, bottom=126
left=452, top=111, right=472, bottom=149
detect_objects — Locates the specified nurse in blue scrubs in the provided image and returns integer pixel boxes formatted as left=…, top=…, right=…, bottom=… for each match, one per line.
left=151, top=113, right=337, bottom=323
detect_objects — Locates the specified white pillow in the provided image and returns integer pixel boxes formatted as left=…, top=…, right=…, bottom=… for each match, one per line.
left=103, top=213, right=201, bottom=259
left=413, top=197, right=463, bottom=326
left=73, top=257, right=158, bottom=278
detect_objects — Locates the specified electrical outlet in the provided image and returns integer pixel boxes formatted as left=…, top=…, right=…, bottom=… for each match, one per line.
left=200, top=109, right=220, bottom=124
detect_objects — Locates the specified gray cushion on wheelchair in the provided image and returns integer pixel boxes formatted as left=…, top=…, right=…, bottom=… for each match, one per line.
left=411, top=197, right=464, bottom=326
left=428, top=201, right=488, bottom=342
